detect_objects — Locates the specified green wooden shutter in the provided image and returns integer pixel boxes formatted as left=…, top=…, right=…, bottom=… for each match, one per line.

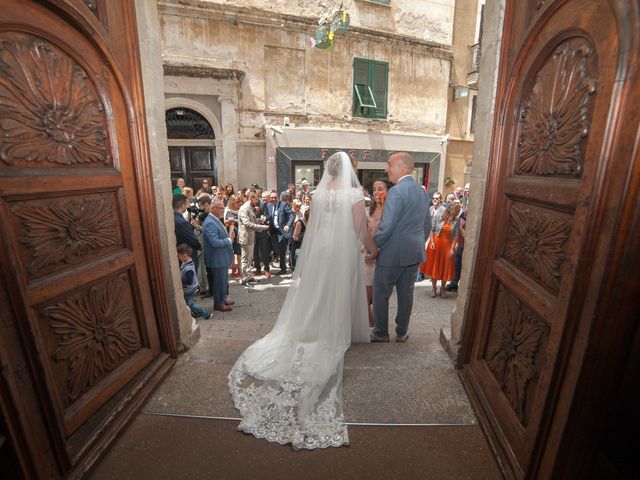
left=371, top=61, right=388, bottom=118
left=354, top=58, right=369, bottom=84
left=353, top=58, right=369, bottom=115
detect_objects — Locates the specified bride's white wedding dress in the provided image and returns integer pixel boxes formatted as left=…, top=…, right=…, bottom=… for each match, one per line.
left=228, top=152, right=370, bottom=450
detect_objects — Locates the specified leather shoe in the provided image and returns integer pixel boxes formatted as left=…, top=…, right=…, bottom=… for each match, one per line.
left=396, top=333, right=410, bottom=343
left=200, top=291, right=213, bottom=298
left=370, top=333, right=390, bottom=343
left=224, top=299, right=235, bottom=306
left=264, top=271, right=272, bottom=278
left=214, top=304, right=232, bottom=312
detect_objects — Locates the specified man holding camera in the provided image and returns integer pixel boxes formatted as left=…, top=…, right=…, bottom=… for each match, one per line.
left=238, top=190, right=269, bottom=286
left=173, top=194, right=200, bottom=270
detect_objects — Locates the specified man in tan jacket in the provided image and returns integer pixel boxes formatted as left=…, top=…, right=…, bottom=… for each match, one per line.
left=238, top=190, right=269, bottom=286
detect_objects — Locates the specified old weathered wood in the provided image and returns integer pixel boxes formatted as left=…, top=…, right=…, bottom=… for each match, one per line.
left=0, top=0, right=177, bottom=477
left=459, top=0, right=640, bottom=478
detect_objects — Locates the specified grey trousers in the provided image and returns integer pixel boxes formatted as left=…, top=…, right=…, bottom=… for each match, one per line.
left=240, top=242, right=255, bottom=281
left=372, top=263, right=420, bottom=337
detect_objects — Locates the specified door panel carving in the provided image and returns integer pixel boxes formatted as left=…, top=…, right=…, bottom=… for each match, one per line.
left=0, top=33, right=111, bottom=168
left=8, top=193, right=124, bottom=279
left=502, top=202, right=571, bottom=292
left=515, top=38, right=597, bottom=178
left=484, top=284, right=549, bottom=426
left=460, top=0, right=639, bottom=478
left=42, top=272, right=142, bottom=406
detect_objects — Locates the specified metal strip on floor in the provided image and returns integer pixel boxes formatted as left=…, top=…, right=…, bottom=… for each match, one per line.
left=145, top=411, right=476, bottom=427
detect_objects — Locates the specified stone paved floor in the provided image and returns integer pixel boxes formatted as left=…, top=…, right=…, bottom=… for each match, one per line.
left=90, top=271, right=503, bottom=480
left=144, top=270, right=477, bottom=425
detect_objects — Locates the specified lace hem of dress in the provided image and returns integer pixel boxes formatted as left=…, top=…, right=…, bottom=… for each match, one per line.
left=227, top=346, right=349, bottom=450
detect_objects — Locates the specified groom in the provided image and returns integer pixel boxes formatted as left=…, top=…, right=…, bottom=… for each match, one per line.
left=371, top=152, right=431, bottom=342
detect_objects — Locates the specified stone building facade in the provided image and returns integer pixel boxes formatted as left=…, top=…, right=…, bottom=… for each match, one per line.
left=157, top=0, right=476, bottom=194
left=444, top=0, right=483, bottom=193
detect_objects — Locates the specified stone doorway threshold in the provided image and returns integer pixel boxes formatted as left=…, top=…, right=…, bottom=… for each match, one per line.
left=89, top=413, right=501, bottom=479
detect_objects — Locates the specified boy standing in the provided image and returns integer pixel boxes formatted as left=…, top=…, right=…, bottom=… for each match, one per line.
left=178, top=243, right=211, bottom=319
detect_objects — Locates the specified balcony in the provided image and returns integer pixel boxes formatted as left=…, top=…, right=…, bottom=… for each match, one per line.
left=466, top=43, right=481, bottom=88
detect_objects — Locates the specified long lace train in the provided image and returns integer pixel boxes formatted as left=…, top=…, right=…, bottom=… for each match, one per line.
left=228, top=346, right=348, bottom=450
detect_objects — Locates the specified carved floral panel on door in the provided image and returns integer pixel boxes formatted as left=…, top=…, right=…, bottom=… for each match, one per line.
left=485, top=284, right=550, bottom=426
left=7, top=193, right=124, bottom=280
left=503, top=203, right=572, bottom=293
left=37, top=272, right=143, bottom=408
left=515, top=38, right=597, bottom=178
left=0, top=33, right=112, bottom=169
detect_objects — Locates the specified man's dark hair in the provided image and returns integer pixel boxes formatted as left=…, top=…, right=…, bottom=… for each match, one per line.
left=172, top=194, right=187, bottom=210
left=177, top=243, right=193, bottom=256
left=203, top=187, right=213, bottom=195
left=197, top=194, right=212, bottom=206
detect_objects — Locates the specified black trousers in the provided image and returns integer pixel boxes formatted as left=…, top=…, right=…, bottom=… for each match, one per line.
left=269, top=232, right=279, bottom=261
left=277, top=238, right=289, bottom=272
left=253, top=234, right=271, bottom=272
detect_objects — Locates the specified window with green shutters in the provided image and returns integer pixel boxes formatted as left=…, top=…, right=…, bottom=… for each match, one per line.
left=352, top=58, right=388, bottom=119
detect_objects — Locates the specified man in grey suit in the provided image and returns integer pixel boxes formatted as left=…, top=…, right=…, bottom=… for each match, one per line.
left=371, top=152, right=431, bottom=342
left=238, top=190, right=269, bottom=286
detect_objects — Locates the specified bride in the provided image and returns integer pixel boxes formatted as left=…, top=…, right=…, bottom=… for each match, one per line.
left=228, top=151, right=378, bottom=450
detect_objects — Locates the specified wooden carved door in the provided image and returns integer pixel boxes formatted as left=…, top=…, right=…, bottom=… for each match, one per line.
left=0, top=1, right=176, bottom=478
left=460, top=1, right=640, bottom=479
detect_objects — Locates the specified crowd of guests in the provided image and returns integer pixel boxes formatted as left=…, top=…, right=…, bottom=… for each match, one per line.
left=173, top=175, right=470, bottom=320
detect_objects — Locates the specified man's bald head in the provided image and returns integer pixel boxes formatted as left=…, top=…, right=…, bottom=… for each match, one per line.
left=391, top=152, right=415, bottom=171
left=386, top=152, right=415, bottom=184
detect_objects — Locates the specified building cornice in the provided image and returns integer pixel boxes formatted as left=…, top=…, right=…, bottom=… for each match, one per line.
left=163, top=63, right=245, bottom=80
left=158, top=0, right=453, bottom=60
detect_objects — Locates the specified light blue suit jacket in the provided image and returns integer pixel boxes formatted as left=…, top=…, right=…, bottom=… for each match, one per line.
left=202, top=214, right=233, bottom=269
left=374, top=176, right=431, bottom=267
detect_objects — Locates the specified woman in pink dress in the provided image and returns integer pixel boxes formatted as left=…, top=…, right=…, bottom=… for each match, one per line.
left=364, top=179, right=390, bottom=326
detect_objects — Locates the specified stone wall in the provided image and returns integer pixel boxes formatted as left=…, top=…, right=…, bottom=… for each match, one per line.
left=135, top=0, right=200, bottom=350
left=443, top=0, right=480, bottom=192
left=158, top=0, right=455, bottom=187
left=444, top=0, right=505, bottom=361
left=176, top=0, right=455, bottom=44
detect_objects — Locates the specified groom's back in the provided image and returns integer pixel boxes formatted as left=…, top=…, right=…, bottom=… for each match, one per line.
left=377, top=178, right=430, bottom=267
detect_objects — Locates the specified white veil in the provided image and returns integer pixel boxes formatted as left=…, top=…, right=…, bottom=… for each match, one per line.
left=228, top=152, right=369, bottom=450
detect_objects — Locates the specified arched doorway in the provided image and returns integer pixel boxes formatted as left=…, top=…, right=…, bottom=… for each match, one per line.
left=165, top=107, right=217, bottom=191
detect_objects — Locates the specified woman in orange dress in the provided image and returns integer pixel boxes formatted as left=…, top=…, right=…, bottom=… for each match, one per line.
left=421, top=202, right=462, bottom=298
